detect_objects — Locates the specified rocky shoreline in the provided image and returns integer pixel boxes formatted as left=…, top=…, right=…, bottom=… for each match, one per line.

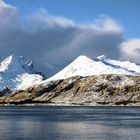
left=1, top=74, right=140, bottom=106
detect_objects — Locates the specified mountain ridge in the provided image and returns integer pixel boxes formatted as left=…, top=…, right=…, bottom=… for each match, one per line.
left=1, top=54, right=140, bottom=92
left=47, top=55, right=140, bottom=81
left=1, top=54, right=140, bottom=106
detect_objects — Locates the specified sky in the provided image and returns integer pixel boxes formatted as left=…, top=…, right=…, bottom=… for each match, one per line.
left=0, top=0, right=140, bottom=77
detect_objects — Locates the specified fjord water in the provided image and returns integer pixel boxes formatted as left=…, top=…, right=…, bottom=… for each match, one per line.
left=0, top=106, right=140, bottom=140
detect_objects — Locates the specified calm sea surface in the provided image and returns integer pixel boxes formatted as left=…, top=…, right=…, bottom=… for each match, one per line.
left=0, top=106, right=140, bottom=140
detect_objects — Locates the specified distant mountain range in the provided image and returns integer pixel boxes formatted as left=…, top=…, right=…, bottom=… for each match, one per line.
left=0, top=54, right=140, bottom=92
left=1, top=54, right=140, bottom=106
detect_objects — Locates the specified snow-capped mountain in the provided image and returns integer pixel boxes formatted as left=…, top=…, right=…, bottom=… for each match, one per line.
left=1, top=54, right=140, bottom=92
left=0, top=54, right=43, bottom=91
left=47, top=55, right=140, bottom=81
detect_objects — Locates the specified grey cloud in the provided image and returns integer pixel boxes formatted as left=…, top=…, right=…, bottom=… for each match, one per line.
left=0, top=0, right=18, bottom=29
left=119, top=39, right=140, bottom=64
left=0, top=1, right=124, bottom=77
left=52, top=29, right=123, bottom=62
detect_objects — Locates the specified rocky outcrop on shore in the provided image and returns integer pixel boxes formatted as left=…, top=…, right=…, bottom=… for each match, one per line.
left=1, top=74, right=140, bottom=106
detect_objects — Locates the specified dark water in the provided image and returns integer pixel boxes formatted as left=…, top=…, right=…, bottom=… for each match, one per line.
left=0, top=106, right=140, bottom=140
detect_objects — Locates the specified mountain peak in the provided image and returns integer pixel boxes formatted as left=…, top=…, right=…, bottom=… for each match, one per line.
left=74, top=55, right=93, bottom=63
left=96, top=55, right=107, bottom=60
left=0, top=54, right=43, bottom=91
left=76, top=55, right=90, bottom=60
left=47, top=55, right=140, bottom=81
left=0, top=54, right=35, bottom=74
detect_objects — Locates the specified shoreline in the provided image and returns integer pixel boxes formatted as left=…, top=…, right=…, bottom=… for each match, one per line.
left=0, top=103, right=140, bottom=107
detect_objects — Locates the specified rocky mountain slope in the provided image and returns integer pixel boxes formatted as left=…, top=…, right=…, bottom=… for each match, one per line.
left=1, top=74, right=140, bottom=106
left=1, top=54, right=140, bottom=106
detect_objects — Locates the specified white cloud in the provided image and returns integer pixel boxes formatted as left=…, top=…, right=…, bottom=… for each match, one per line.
left=30, top=10, right=123, bottom=33
left=0, top=1, right=125, bottom=76
left=28, top=9, right=123, bottom=62
left=89, top=15, right=123, bottom=33
left=0, top=0, right=17, bottom=28
left=29, top=9, right=75, bottom=30
left=119, top=39, right=140, bottom=63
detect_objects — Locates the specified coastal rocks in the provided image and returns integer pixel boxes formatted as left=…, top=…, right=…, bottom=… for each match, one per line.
left=1, top=74, right=140, bottom=106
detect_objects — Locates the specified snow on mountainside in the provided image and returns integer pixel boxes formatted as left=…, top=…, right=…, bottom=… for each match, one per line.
left=47, top=55, right=140, bottom=81
left=0, top=54, right=43, bottom=91
left=1, top=54, right=140, bottom=92
left=96, top=55, right=140, bottom=73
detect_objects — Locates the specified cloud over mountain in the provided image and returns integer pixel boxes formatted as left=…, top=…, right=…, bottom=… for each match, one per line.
left=0, top=0, right=137, bottom=77
left=119, top=39, right=140, bottom=63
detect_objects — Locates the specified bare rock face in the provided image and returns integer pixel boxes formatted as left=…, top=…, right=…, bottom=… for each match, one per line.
left=1, top=74, right=140, bottom=106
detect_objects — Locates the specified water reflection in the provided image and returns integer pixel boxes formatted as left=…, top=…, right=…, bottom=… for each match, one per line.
left=0, top=106, right=140, bottom=140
